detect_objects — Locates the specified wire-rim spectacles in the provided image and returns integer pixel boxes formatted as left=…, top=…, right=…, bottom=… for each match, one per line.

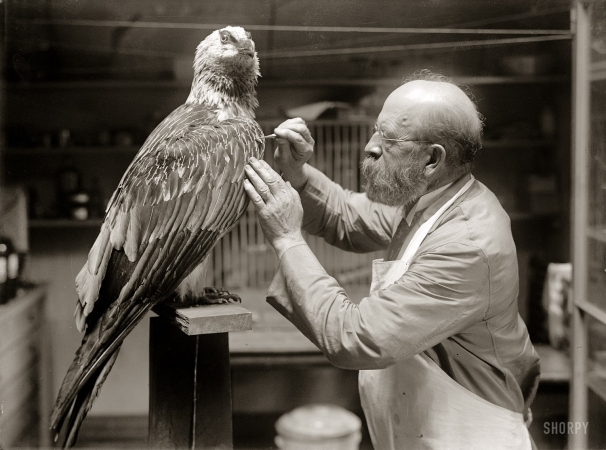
left=373, top=125, right=432, bottom=146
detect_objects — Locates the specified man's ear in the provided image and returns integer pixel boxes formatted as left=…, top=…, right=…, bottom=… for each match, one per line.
left=424, top=144, right=446, bottom=177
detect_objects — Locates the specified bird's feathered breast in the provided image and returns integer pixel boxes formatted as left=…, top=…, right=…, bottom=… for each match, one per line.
left=74, top=103, right=264, bottom=331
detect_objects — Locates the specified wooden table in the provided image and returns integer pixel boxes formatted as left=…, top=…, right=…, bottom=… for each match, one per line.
left=0, top=286, right=51, bottom=448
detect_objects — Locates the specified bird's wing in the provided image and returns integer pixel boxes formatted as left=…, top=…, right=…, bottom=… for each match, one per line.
left=51, top=104, right=263, bottom=434
left=74, top=103, right=264, bottom=331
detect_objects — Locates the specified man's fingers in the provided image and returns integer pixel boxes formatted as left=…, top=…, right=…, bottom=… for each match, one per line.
left=282, top=117, right=306, bottom=125
left=274, top=122, right=314, bottom=144
left=259, top=160, right=289, bottom=195
left=273, top=129, right=313, bottom=162
left=274, top=126, right=313, bottom=146
left=245, top=164, right=273, bottom=200
left=285, top=180, right=298, bottom=195
left=243, top=179, right=265, bottom=208
left=278, top=117, right=307, bottom=130
left=247, top=158, right=285, bottom=196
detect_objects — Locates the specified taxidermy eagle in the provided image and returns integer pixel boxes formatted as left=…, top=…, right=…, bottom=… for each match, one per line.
left=50, top=26, right=264, bottom=447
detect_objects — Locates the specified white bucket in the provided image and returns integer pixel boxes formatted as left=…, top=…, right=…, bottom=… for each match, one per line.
left=275, top=404, right=362, bottom=450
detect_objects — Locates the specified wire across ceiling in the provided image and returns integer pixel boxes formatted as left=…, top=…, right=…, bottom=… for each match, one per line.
left=13, top=18, right=572, bottom=36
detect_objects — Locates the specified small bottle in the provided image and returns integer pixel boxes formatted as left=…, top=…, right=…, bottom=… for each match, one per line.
left=70, top=191, right=90, bottom=221
left=0, top=236, right=18, bottom=304
left=0, top=237, right=8, bottom=304
left=56, top=156, right=82, bottom=218
left=540, top=106, right=556, bottom=138
left=88, top=178, right=106, bottom=219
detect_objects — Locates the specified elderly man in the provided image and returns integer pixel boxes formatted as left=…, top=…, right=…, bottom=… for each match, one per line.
left=243, top=72, right=540, bottom=449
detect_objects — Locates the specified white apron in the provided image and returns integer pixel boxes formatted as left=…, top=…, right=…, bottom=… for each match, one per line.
left=359, top=177, right=531, bottom=450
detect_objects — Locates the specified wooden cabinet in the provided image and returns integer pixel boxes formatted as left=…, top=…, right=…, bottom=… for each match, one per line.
left=570, top=1, right=606, bottom=448
left=0, top=288, right=51, bottom=448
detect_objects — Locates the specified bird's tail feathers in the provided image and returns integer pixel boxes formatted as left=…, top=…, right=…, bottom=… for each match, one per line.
left=60, top=346, right=121, bottom=448
left=50, top=302, right=152, bottom=447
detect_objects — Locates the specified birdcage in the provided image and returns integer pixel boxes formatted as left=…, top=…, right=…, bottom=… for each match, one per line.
left=208, top=120, right=383, bottom=289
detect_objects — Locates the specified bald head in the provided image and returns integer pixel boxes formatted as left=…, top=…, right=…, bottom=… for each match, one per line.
left=380, top=75, right=483, bottom=170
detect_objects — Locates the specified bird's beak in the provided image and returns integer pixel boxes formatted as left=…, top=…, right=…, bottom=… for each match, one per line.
left=238, top=40, right=255, bottom=57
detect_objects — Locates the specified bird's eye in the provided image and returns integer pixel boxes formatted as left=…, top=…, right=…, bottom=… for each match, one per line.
left=220, top=32, right=229, bottom=43
left=245, top=32, right=252, bottom=39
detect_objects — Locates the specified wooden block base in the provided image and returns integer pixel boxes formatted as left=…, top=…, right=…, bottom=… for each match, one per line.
left=153, top=303, right=252, bottom=336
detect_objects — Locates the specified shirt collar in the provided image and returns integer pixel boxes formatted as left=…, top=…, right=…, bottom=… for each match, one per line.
left=404, top=181, right=454, bottom=225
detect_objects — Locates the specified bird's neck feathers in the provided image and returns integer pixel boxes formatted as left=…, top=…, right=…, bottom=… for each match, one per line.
left=186, top=54, right=260, bottom=120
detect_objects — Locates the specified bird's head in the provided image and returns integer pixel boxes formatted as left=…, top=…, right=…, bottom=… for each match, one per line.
left=188, top=26, right=260, bottom=113
left=194, top=26, right=259, bottom=75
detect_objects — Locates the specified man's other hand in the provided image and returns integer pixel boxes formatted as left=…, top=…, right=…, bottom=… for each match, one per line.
left=244, top=157, right=306, bottom=259
left=273, top=118, right=314, bottom=191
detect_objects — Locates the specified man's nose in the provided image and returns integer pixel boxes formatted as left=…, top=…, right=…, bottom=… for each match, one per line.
left=364, top=132, right=383, bottom=158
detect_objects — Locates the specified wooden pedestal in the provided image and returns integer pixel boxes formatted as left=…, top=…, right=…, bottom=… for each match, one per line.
left=149, top=303, right=252, bottom=449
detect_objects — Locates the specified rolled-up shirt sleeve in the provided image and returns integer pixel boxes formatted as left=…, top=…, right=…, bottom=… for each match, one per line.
left=267, top=240, right=490, bottom=370
left=299, top=165, right=401, bottom=253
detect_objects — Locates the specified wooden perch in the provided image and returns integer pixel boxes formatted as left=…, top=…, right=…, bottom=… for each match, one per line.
left=152, top=302, right=252, bottom=335
left=150, top=302, right=252, bottom=449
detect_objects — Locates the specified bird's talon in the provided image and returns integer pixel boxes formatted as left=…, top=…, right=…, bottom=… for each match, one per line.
left=172, top=287, right=240, bottom=307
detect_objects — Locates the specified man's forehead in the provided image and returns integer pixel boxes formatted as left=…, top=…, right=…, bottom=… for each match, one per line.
left=379, top=80, right=459, bottom=128
left=378, top=84, right=429, bottom=129
left=387, top=81, right=446, bottom=106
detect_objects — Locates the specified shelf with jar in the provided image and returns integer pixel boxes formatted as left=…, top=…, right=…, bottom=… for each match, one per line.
left=13, top=155, right=111, bottom=227
left=5, top=145, right=140, bottom=156
left=3, top=138, right=558, bottom=157
left=28, top=219, right=104, bottom=229
left=5, top=75, right=570, bottom=91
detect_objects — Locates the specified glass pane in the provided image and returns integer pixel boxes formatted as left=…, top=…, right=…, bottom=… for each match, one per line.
left=586, top=316, right=606, bottom=447
left=587, top=239, right=606, bottom=310
left=588, top=81, right=606, bottom=313
left=588, top=1, right=606, bottom=313
left=589, top=81, right=606, bottom=232
left=592, top=0, right=606, bottom=66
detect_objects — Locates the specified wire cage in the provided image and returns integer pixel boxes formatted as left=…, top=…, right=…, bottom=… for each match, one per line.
left=207, top=120, right=384, bottom=289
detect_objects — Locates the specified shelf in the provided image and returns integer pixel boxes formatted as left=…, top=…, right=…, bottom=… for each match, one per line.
left=5, top=139, right=554, bottom=157
left=29, top=219, right=103, bottom=229
left=590, top=71, right=606, bottom=82
left=481, top=139, right=555, bottom=148
left=590, top=60, right=606, bottom=81
left=588, top=372, right=606, bottom=404
left=508, top=211, right=558, bottom=221
left=7, top=80, right=192, bottom=90
left=6, top=75, right=570, bottom=90
left=587, top=226, right=606, bottom=244
left=5, top=146, right=139, bottom=156
left=535, top=345, right=570, bottom=383
left=576, top=300, right=606, bottom=327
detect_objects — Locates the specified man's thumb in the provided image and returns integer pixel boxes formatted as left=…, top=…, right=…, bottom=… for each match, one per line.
left=274, top=138, right=293, bottom=162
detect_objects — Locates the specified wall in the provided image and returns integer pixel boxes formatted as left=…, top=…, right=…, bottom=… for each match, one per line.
left=25, top=228, right=151, bottom=415
left=8, top=83, right=368, bottom=416
left=9, top=76, right=571, bottom=416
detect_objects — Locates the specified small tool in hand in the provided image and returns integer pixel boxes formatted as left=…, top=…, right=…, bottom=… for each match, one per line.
left=264, top=134, right=277, bottom=139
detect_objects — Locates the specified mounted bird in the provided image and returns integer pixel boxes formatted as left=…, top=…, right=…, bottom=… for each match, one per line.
left=50, top=26, right=264, bottom=447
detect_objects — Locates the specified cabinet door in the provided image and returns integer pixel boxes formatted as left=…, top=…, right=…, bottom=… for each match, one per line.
left=570, top=1, right=606, bottom=449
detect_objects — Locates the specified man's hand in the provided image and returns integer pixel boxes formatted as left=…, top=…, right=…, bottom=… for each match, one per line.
left=273, top=118, right=314, bottom=191
left=244, top=157, right=306, bottom=259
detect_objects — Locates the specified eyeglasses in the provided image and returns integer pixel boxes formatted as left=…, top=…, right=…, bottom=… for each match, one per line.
left=373, top=125, right=431, bottom=146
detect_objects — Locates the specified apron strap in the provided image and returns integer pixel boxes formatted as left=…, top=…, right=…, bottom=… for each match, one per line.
left=426, top=343, right=456, bottom=380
